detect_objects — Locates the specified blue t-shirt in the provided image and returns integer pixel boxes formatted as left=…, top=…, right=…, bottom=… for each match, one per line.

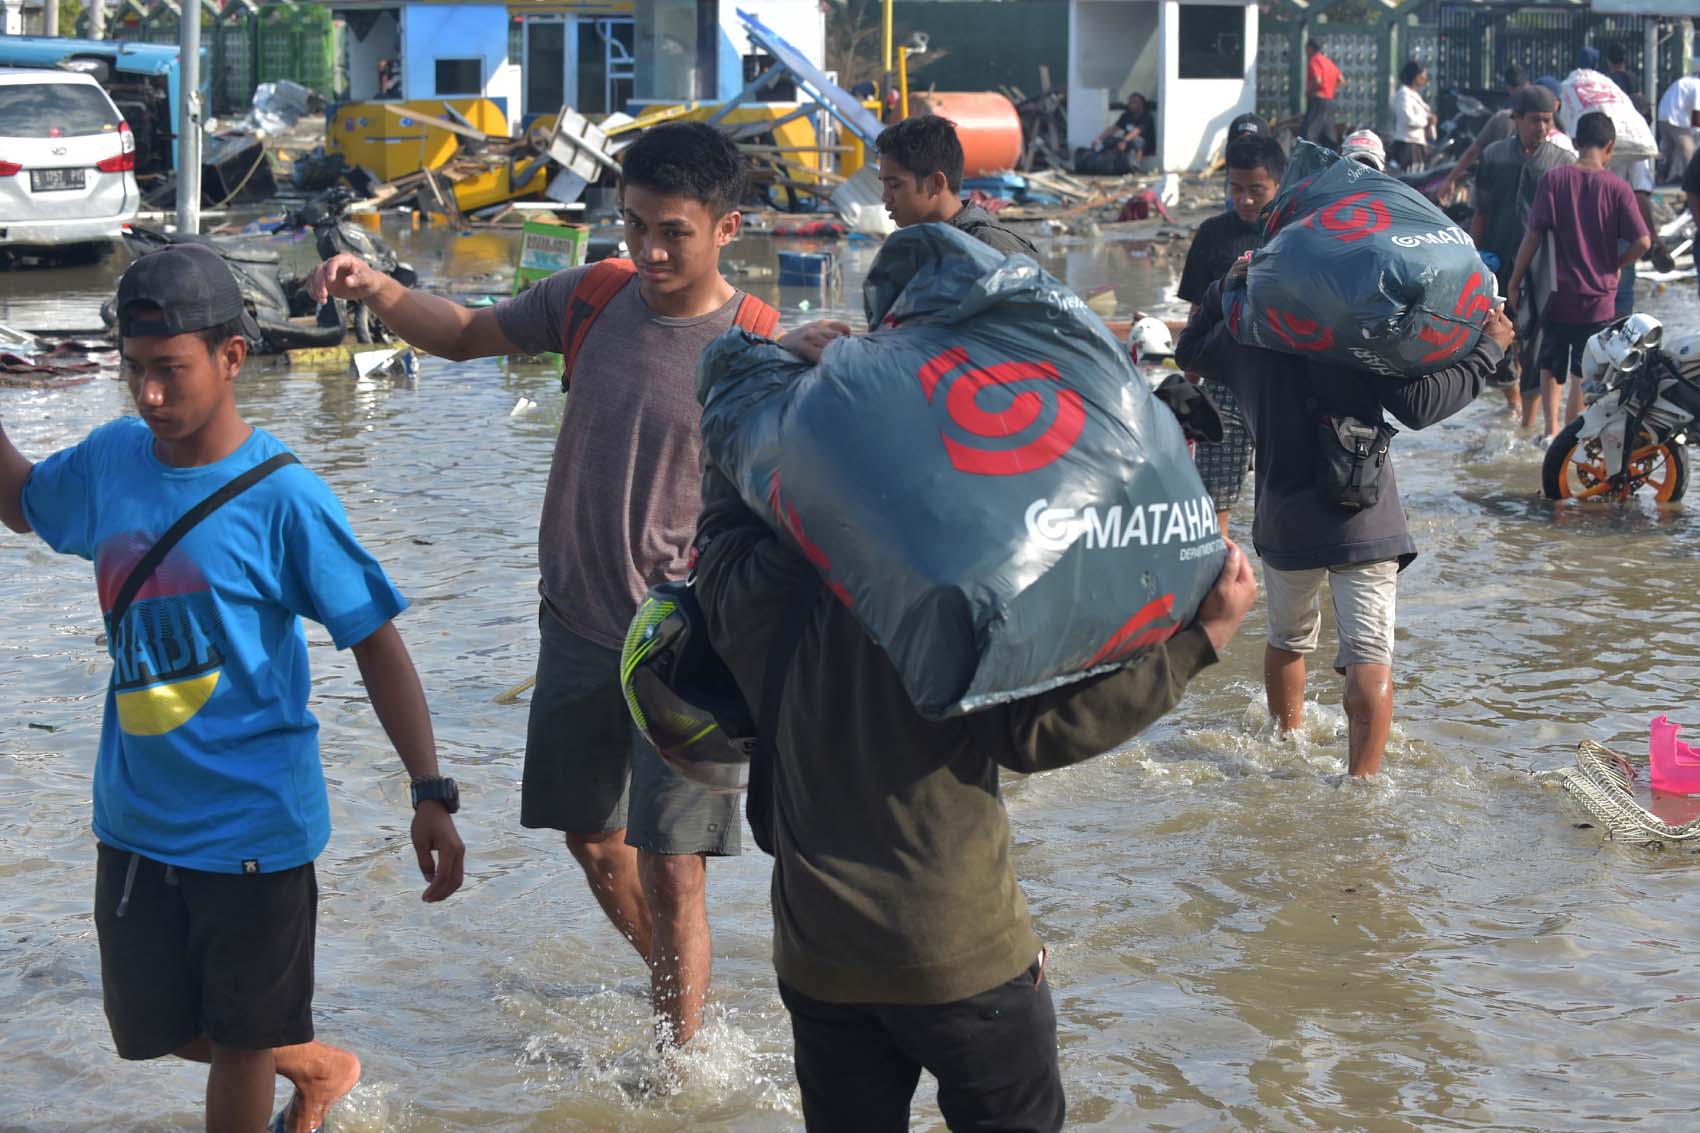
left=23, top=419, right=407, bottom=874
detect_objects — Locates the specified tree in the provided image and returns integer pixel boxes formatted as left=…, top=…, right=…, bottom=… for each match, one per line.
left=825, top=0, right=887, bottom=90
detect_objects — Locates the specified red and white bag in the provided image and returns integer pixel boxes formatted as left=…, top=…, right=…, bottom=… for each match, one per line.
left=1560, top=69, right=1657, bottom=161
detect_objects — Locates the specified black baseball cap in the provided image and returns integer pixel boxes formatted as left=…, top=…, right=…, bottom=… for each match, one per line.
left=1229, top=112, right=1270, bottom=140
left=115, top=241, right=262, bottom=343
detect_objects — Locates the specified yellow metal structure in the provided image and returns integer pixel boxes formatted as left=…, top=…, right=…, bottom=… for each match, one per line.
left=669, top=103, right=831, bottom=189
left=327, top=98, right=513, bottom=182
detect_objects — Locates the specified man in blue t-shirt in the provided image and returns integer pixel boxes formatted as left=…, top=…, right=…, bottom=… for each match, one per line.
left=0, top=244, right=466, bottom=1133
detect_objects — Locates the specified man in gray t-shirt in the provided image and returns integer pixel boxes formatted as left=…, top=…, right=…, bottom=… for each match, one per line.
left=306, top=123, right=774, bottom=1048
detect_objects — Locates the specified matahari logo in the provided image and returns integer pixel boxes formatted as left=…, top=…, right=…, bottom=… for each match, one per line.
left=97, top=534, right=226, bottom=736
left=917, top=346, right=1085, bottom=476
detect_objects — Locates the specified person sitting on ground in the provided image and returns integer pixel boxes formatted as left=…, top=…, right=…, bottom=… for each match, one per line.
left=1340, top=129, right=1387, bottom=171
left=1096, top=92, right=1157, bottom=164
left=875, top=114, right=1037, bottom=255
left=307, top=122, right=780, bottom=1048
left=1508, top=111, right=1651, bottom=442
left=1179, top=135, right=1286, bottom=535
left=1658, top=59, right=1700, bottom=185
left=1303, top=40, right=1343, bottom=147
left=1391, top=61, right=1436, bottom=171
left=1470, top=84, right=1574, bottom=429
left=1439, top=64, right=1528, bottom=200
left=690, top=454, right=1257, bottom=1133
left=1177, top=256, right=1514, bottom=779
left=0, top=243, right=466, bottom=1133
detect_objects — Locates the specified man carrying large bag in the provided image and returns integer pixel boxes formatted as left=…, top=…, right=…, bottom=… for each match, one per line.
left=689, top=224, right=1258, bottom=1129
left=1178, top=260, right=1513, bottom=777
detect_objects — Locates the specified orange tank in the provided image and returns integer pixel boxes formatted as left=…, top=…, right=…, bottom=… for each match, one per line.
left=909, top=92, right=1023, bottom=176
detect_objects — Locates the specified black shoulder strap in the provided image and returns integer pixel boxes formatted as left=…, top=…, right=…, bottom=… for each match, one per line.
left=747, top=573, right=823, bottom=856
left=105, top=452, right=300, bottom=632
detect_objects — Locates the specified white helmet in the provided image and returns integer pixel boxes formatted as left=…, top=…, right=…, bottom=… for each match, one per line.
left=1129, top=316, right=1175, bottom=367
left=1341, top=129, right=1387, bottom=171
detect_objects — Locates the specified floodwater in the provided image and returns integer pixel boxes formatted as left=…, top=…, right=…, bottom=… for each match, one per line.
left=4, top=215, right=1700, bottom=1132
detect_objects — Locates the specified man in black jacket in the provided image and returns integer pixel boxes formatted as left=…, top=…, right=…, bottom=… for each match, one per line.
left=1176, top=269, right=1513, bottom=776
left=690, top=467, right=1255, bottom=1131
left=876, top=114, right=1037, bottom=255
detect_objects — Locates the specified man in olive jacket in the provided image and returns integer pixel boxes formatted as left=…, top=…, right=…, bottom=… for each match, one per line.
left=690, top=467, right=1256, bottom=1132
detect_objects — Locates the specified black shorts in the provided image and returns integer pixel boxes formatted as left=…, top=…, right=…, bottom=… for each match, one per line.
left=93, top=843, right=317, bottom=1060
left=1540, top=319, right=1610, bottom=381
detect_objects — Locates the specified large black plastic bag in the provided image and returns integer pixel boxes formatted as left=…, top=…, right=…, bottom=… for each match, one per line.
left=1224, top=140, right=1496, bottom=377
left=698, top=223, right=1226, bottom=719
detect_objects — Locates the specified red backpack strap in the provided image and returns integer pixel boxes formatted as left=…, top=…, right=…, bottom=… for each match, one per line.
left=559, top=258, right=637, bottom=390
left=733, top=293, right=780, bottom=339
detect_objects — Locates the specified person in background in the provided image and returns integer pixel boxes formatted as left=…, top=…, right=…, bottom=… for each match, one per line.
left=1303, top=40, right=1343, bottom=148
left=1605, top=43, right=1639, bottom=97
left=1657, top=59, right=1700, bottom=186
left=875, top=115, right=1037, bottom=255
left=1177, top=135, right=1286, bottom=534
left=1340, top=129, right=1387, bottom=171
left=1471, top=85, right=1573, bottom=428
left=1228, top=111, right=1272, bottom=143
left=1438, top=65, right=1527, bottom=201
left=1391, top=61, right=1435, bottom=171
left=1508, top=112, right=1651, bottom=441
left=1685, top=154, right=1700, bottom=300
left=308, top=122, right=777, bottom=1049
left=1096, top=92, right=1158, bottom=168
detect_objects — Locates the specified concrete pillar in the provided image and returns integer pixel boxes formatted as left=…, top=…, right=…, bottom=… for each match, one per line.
left=1646, top=20, right=1659, bottom=118
left=178, top=7, right=202, bottom=234
left=44, top=0, right=58, bottom=35
left=88, top=0, right=106, bottom=39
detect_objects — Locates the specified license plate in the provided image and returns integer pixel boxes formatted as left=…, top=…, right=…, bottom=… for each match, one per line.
left=30, top=167, right=86, bottom=192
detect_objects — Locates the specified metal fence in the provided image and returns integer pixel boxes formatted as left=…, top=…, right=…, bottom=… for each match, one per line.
left=107, top=3, right=336, bottom=118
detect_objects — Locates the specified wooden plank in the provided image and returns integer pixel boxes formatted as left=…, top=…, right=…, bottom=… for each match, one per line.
left=382, top=102, right=488, bottom=144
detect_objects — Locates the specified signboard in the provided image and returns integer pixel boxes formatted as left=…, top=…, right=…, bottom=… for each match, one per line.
left=514, top=219, right=589, bottom=295
left=1590, top=0, right=1698, bottom=14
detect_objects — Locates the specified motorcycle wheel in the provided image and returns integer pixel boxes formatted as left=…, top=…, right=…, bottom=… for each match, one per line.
left=1541, top=418, right=1690, bottom=502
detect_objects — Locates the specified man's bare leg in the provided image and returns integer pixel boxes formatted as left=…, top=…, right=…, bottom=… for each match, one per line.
left=1541, top=370, right=1563, bottom=439
left=1503, top=384, right=1522, bottom=419
left=637, top=850, right=710, bottom=1046
left=176, top=1036, right=360, bottom=1133
left=204, top=1043, right=274, bottom=1132
left=1216, top=509, right=1230, bottom=536
left=1564, top=375, right=1585, bottom=424
left=566, top=829, right=653, bottom=964
left=1265, top=645, right=1307, bottom=735
left=1343, top=663, right=1393, bottom=778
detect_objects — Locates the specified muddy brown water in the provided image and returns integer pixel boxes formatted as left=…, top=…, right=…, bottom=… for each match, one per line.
left=4, top=218, right=1700, bottom=1132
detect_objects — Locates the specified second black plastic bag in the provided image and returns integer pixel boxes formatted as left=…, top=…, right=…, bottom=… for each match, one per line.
left=698, top=224, right=1226, bottom=719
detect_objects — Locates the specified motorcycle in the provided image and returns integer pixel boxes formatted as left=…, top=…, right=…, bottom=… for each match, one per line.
left=103, top=227, right=344, bottom=354
left=1542, top=313, right=1697, bottom=503
left=287, top=186, right=418, bottom=345
left=1432, top=91, right=1492, bottom=166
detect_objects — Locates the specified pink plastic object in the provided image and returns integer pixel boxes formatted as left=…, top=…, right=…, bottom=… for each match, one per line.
left=1649, top=715, right=1700, bottom=796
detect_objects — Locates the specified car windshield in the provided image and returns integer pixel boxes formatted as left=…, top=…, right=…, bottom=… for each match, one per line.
left=0, top=83, right=120, bottom=138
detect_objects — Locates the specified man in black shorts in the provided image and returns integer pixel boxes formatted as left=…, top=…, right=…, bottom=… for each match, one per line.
left=1176, top=135, right=1285, bottom=533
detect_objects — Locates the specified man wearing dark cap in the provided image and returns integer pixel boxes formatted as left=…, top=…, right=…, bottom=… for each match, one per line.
left=1470, top=84, right=1574, bottom=427
left=1438, top=64, right=1528, bottom=202
left=0, top=243, right=465, bottom=1133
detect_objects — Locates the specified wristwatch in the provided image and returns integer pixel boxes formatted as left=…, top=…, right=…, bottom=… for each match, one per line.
left=410, top=776, right=460, bottom=814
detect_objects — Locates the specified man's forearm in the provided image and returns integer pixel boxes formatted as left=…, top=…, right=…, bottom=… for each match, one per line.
left=363, top=277, right=486, bottom=361
left=1619, top=235, right=1652, bottom=269
left=0, top=421, right=34, bottom=534
left=352, top=621, right=441, bottom=781
left=1507, top=229, right=1542, bottom=295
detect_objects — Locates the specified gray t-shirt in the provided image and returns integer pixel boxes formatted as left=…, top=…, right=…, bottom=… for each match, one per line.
left=495, top=267, right=745, bottom=648
left=1476, top=135, right=1574, bottom=268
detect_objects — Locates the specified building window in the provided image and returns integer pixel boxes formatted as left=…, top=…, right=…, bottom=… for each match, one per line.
left=1177, top=6, right=1245, bottom=80
left=435, top=57, right=483, bottom=96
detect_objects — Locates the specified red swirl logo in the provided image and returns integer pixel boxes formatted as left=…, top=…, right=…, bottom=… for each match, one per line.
left=916, top=346, right=1086, bottom=477
left=1418, top=271, right=1493, bottom=364
left=1310, top=192, right=1391, bottom=243
left=1265, top=307, right=1335, bottom=352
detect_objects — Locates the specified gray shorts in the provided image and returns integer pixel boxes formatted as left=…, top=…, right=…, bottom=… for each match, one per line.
left=1263, top=559, right=1398, bottom=670
left=520, top=604, right=740, bottom=856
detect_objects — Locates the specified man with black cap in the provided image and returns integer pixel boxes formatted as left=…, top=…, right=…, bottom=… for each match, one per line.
left=0, top=243, right=465, bottom=1133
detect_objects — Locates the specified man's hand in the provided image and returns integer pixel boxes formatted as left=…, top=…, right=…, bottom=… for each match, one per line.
left=305, top=252, right=390, bottom=306
left=1197, top=539, right=1257, bottom=654
left=411, top=802, right=465, bottom=903
left=1225, top=251, right=1252, bottom=285
left=778, top=320, right=853, bottom=364
left=1482, top=305, right=1514, bottom=352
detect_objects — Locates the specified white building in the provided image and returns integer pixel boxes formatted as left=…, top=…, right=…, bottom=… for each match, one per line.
left=1068, top=0, right=1258, bottom=172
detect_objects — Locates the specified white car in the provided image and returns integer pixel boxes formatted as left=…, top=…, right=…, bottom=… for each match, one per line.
left=0, top=68, right=140, bottom=255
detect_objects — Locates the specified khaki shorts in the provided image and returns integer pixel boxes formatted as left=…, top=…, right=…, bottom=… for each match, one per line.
left=520, top=603, right=740, bottom=856
left=1263, top=559, right=1398, bottom=670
